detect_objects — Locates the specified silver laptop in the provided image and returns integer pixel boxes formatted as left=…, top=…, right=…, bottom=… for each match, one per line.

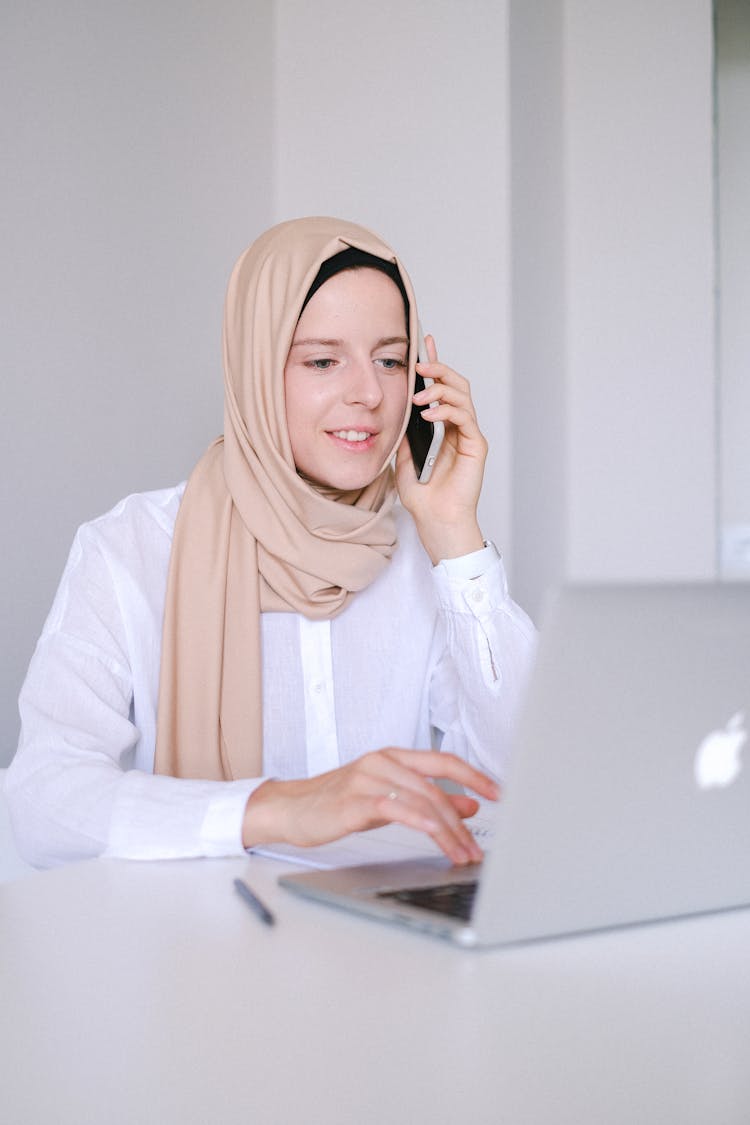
left=280, top=584, right=750, bottom=947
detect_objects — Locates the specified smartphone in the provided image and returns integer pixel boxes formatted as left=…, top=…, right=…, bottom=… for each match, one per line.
left=407, top=329, right=445, bottom=483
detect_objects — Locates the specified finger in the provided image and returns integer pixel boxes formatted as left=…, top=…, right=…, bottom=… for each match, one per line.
left=386, top=749, right=501, bottom=802
left=424, top=332, right=438, bottom=363
left=365, top=793, right=440, bottom=837
left=415, top=362, right=471, bottom=395
left=373, top=789, right=482, bottom=865
left=412, top=382, right=481, bottom=445
left=414, top=374, right=480, bottom=433
left=349, top=749, right=495, bottom=863
left=352, top=753, right=479, bottom=863
left=449, top=794, right=481, bottom=820
left=414, top=393, right=487, bottom=460
left=415, top=395, right=479, bottom=432
left=419, top=402, right=484, bottom=446
left=365, top=757, right=486, bottom=863
left=413, top=379, right=475, bottom=413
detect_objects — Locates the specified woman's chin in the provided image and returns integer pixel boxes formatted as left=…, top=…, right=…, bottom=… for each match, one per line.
left=298, top=453, right=389, bottom=493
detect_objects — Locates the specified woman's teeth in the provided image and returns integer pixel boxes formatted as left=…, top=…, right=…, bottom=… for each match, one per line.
left=332, top=430, right=370, bottom=442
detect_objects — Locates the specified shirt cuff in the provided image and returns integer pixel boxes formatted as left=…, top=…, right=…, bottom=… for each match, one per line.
left=432, top=541, right=509, bottom=619
left=200, top=778, right=266, bottom=857
left=435, top=541, right=500, bottom=582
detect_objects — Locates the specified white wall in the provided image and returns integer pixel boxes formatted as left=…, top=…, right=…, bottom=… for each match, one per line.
left=0, top=0, right=274, bottom=764
left=509, top=0, right=567, bottom=620
left=272, top=0, right=513, bottom=562
left=563, top=0, right=716, bottom=584
left=510, top=0, right=716, bottom=621
left=716, top=0, right=750, bottom=575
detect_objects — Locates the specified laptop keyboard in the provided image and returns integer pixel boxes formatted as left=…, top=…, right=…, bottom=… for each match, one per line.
left=376, top=880, right=478, bottom=922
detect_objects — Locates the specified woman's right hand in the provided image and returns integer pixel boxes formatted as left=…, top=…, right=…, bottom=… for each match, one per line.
left=241, top=749, right=499, bottom=865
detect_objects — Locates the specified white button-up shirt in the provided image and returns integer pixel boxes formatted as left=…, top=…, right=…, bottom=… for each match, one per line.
left=7, top=485, right=536, bottom=868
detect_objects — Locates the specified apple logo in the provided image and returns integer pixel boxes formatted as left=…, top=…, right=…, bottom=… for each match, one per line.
left=694, top=712, right=747, bottom=789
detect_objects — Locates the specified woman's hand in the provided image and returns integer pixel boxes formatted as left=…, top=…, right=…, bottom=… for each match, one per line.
left=395, top=334, right=488, bottom=564
left=242, top=749, right=499, bottom=865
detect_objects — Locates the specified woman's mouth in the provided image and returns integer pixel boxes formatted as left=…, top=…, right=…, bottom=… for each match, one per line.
left=330, top=430, right=371, bottom=442
left=327, top=428, right=379, bottom=452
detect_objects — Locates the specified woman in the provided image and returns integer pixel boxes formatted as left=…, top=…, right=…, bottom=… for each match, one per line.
left=6, top=217, right=535, bottom=868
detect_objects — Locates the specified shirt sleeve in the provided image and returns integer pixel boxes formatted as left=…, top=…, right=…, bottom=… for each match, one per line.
left=428, top=543, right=537, bottom=781
left=5, top=524, right=259, bottom=868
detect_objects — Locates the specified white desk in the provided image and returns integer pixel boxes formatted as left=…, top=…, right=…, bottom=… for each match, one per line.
left=1, top=854, right=749, bottom=1125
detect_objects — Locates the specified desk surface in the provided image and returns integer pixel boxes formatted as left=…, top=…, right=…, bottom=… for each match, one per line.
left=2, top=855, right=749, bottom=1125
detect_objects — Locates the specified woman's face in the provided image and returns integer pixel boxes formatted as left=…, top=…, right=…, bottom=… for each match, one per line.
left=284, top=267, right=409, bottom=491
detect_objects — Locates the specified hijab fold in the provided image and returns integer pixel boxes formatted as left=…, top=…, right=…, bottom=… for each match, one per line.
left=154, top=218, right=419, bottom=780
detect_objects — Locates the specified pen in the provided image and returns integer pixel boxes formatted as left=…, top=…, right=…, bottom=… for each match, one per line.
left=233, top=877, right=276, bottom=926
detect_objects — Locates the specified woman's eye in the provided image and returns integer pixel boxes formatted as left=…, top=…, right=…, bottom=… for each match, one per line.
left=306, top=358, right=336, bottom=370
left=377, top=357, right=407, bottom=371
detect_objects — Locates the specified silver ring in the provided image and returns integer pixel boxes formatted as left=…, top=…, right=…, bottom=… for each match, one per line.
left=387, top=790, right=399, bottom=801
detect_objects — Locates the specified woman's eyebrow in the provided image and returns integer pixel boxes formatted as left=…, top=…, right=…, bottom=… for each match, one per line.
left=377, top=336, right=409, bottom=347
left=290, top=335, right=409, bottom=349
left=290, top=337, right=343, bottom=348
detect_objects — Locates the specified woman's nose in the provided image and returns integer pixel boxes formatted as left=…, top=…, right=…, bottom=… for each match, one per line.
left=345, top=359, right=383, bottom=408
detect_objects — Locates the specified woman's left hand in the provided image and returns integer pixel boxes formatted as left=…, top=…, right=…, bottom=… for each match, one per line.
left=395, top=334, right=488, bottom=563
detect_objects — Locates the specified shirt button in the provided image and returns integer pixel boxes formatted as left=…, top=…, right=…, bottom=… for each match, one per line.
left=472, top=588, right=485, bottom=603
left=312, top=681, right=323, bottom=695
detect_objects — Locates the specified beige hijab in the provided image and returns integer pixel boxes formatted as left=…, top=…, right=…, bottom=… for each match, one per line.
left=154, top=217, right=419, bottom=780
